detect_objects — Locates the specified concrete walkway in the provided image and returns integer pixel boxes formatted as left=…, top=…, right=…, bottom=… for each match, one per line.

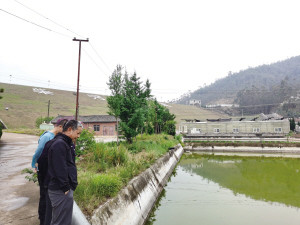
left=0, top=132, right=39, bottom=225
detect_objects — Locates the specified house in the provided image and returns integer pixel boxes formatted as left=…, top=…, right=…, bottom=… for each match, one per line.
left=179, top=113, right=290, bottom=137
left=52, top=115, right=119, bottom=136
left=189, top=99, right=201, bottom=106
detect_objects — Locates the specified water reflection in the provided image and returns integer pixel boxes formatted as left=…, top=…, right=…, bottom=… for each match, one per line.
left=146, top=155, right=300, bottom=225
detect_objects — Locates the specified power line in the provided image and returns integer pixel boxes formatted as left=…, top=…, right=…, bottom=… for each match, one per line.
left=14, top=0, right=85, bottom=39
left=13, top=0, right=112, bottom=75
left=89, top=42, right=112, bottom=73
left=82, top=48, right=108, bottom=76
left=2, top=4, right=113, bottom=86
left=0, top=8, right=72, bottom=38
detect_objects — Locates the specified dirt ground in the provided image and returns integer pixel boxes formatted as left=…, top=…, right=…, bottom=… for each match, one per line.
left=0, top=132, right=40, bottom=225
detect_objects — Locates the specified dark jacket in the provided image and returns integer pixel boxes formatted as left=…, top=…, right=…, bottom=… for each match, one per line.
left=48, top=133, right=78, bottom=192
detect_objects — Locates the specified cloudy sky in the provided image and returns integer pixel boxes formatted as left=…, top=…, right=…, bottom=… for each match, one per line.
left=1, top=0, right=300, bottom=101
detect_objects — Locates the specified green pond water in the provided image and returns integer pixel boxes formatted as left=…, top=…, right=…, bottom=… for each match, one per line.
left=146, top=154, right=300, bottom=225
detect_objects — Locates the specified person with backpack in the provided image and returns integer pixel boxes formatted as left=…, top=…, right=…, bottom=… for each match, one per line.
left=31, top=118, right=68, bottom=225
left=47, top=120, right=82, bottom=225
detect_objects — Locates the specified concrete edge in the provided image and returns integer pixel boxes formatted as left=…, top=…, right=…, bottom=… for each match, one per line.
left=184, top=146, right=300, bottom=155
left=72, top=201, right=90, bottom=225
left=90, top=144, right=184, bottom=225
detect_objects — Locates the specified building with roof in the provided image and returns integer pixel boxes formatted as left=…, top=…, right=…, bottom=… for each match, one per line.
left=52, top=115, right=119, bottom=136
left=179, top=113, right=290, bottom=137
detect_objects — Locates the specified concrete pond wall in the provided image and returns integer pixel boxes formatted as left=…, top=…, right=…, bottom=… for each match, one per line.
left=184, top=145, right=300, bottom=156
left=85, top=144, right=184, bottom=225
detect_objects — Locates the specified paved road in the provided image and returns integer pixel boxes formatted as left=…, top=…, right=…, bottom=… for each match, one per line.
left=0, top=132, right=39, bottom=225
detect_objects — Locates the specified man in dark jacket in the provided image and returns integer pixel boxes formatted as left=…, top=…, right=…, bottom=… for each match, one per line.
left=47, top=120, right=82, bottom=225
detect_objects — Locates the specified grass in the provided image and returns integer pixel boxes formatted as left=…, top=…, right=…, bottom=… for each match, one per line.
left=0, top=82, right=224, bottom=129
left=4, top=128, right=44, bottom=136
left=74, top=134, right=179, bottom=216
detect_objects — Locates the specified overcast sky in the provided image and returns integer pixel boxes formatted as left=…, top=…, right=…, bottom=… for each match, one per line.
left=1, top=0, right=300, bottom=101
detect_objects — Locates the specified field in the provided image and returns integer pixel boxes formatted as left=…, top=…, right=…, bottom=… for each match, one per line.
left=0, top=82, right=225, bottom=129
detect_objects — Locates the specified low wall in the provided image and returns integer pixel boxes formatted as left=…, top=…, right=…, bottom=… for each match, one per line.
left=184, top=145, right=300, bottom=155
left=90, top=144, right=184, bottom=225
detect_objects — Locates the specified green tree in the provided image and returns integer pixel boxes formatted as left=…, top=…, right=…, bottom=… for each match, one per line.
left=148, top=99, right=176, bottom=136
left=0, top=88, right=3, bottom=99
left=290, top=118, right=296, bottom=131
left=107, top=66, right=151, bottom=143
left=107, top=65, right=124, bottom=145
left=119, top=72, right=151, bottom=143
left=163, top=120, right=176, bottom=136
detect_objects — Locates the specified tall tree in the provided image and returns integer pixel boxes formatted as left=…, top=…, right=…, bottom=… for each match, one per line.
left=107, top=65, right=123, bottom=145
left=107, top=66, right=151, bottom=143
left=119, top=72, right=151, bottom=142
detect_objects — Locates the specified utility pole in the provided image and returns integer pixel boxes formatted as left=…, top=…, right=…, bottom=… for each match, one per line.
left=47, top=100, right=50, bottom=118
left=73, top=37, right=89, bottom=121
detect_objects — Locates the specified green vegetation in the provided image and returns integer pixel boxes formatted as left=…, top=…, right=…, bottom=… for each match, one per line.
left=22, top=168, right=38, bottom=183
left=0, top=123, right=2, bottom=138
left=107, top=66, right=176, bottom=143
left=75, top=129, right=96, bottom=156
left=35, top=116, right=54, bottom=128
left=4, top=128, right=44, bottom=136
left=181, top=154, right=300, bottom=208
left=74, top=134, right=179, bottom=216
left=178, top=55, right=300, bottom=117
left=0, top=88, right=3, bottom=100
left=290, top=117, right=296, bottom=131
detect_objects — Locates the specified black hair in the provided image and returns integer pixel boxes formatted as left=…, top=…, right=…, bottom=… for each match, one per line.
left=55, top=118, right=68, bottom=127
left=62, top=120, right=81, bottom=132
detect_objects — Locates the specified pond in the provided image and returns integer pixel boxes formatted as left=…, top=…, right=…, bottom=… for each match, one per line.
left=146, top=154, right=300, bottom=225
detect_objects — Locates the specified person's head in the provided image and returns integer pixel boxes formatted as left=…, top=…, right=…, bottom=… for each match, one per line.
left=53, top=118, right=68, bottom=135
left=62, top=120, right=83, bottom=142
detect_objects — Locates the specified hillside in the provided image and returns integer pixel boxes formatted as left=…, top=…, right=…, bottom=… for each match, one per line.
left=0, top=83, right=225, bottom=129
left=178, top=55, right=300, bottom=107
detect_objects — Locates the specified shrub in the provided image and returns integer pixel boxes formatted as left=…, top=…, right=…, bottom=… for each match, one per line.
left=90, top=174, right=122, bottom=197
left=163, top=120, right=176, bottom=136
left=93, top=144, right=129, bottom=170
left=76, top=129, right=96, bottom=156
left=35, top=116, right=54, bottom=128
left=0, top=123, right=2, bottom=138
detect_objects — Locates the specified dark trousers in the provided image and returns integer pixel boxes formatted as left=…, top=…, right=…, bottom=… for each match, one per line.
left=48, top=189, right=74, bottom=225
left=37, top=172, right=46, bottom=225
left=44, top=189, right=52, bottom=225
left=38, top=172, right=52, bottom=225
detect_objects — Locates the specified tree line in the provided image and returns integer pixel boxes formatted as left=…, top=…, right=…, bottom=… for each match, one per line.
left=234, top=79, right=298, bottom=115
left=177, top=55, right=300, bottom=111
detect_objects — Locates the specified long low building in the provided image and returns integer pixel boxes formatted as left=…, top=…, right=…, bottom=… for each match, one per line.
left=179, top=114, right=290, bottom=137
left=52, top=115, right=119, bottom=136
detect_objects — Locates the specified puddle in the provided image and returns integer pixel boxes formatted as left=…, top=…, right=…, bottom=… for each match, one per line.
left=3, top=197, right=29, bottom=211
